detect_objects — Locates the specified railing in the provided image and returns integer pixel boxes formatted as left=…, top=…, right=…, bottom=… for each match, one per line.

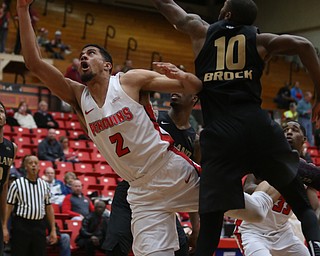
left=125, top=37, right=137, bottom=61
left=82, top=13, right=95, bottom=40
left=62, top=0, right=73, bottom=27
left=104, top=25, right=116, bottom=50
left=42, top=0, right=55, bottom=16
left=0, top=82, right=55, bottom=111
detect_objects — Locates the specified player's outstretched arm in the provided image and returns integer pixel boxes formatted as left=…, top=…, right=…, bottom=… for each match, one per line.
left=151, top=0, right=208, bottom=34
left=121, top=63, right=202, bottom=96
left=17, top=0, right=82, bottom=108
left=151, top=0, right=208, bottom=57
left=258, top=33, right=320, bottom=127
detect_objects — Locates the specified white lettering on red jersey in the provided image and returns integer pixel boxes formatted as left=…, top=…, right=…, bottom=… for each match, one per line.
left=81, top=73, right=174, bottom=182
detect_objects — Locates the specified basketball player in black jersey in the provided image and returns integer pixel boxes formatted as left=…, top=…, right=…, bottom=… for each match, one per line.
left=103, top=92, right=200, bottom=256
left=152, top=0, right=320, bottom=255
left=0, top=101, right=17, bottom=255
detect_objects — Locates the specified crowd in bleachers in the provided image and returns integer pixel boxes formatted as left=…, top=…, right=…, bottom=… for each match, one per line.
left=273, top=80, right=319, bottom=150
left=2, top=100, right=126, bottom=256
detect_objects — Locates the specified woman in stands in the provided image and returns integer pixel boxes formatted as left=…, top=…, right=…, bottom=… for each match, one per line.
left=13, top=101, right=37, bottom=129
left=59, top=136, right=79, bottom=163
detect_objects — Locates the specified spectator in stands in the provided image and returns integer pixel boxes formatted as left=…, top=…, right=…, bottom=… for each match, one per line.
left=10, top=155, right=28, bottom=178
left=151, top=91, right=164, bottom=110
left=76, top=200, right=109, bottom=256
left=291, top=81, right=304, bottom=103
left=13, top=101, right=37, bottom=129
left=63, top=172, right=77, bottom=195
left=61, top=179, right=94, bottom=220
left=120, top=59, right=133, bottom=73
left=112, top=64, right=122, bottom=75
left=46, top=221, right=71, bottom=256
left=282, top=102, right=298, bottom=126
left=37, top=27, right=49, bottom=47
left=0, top=2, right=9, bottom=53
left=49, top=30, right=71, bottom=60
left=297, top=91, right=314, bottom=146
left=64, top=58, right=83, bottom=84
left=38, top=128, right=65, bottom=164
left=2, top=155, right=57, bottom=256
left=42, top=166, right=67, bottom=205
left=59, top=136, right=79, bottom=163
left=33, top=100, right=59, bottom=129
left=5, top=108, right=18, bottom=127
left=273, top=82, right=295, bottom=110
left=5, top=108, right=19, bottom=126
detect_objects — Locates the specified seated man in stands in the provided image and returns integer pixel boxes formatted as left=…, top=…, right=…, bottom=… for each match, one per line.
left=76, top=200, right=109, bottom=256
left=42, top=167, right=67, bottom=206
left=61, top=179, right=94, bottom=220
left=33, top=100, right=59, bottom=129
left=38, top=128, right=65, bottom=165
left=48, top=30, right=71, bottom=60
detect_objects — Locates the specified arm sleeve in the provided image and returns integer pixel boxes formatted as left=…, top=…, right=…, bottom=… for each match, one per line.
left=38, top=141, right=53, bottom=161
left=7, top=181, right=18, bottom=205
left=61, top=194, right=81, bottom=217
left=33, top=112, right=46, bottom=128
left=79, top=215, right=93, bottom=238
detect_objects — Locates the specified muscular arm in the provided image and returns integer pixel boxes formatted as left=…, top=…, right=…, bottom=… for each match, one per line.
left=45, top=204, right=57, bottom=245
left=2, top=203, right=13, bottom=243
left=307, top=187, right=319, bottom=211
left=258, top=33, right=320, bottom=101
left=120, top=66, right=202, bottom=100
left=298, top=158, right=320, bottom=190
left=17, top=0, right=83, bottom=109
left=151, top=0, right=208, bottom=57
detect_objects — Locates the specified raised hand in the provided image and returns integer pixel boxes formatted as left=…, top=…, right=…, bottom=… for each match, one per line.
left=17, top=0, right=33, bottom=8
left=153, top=62, right=186, bottom=80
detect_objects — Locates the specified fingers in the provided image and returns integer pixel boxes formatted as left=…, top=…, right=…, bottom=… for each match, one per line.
left=152, top=62, right=181, bottom=77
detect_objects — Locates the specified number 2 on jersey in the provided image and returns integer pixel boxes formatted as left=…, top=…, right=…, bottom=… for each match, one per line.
left=214, top=34, right=246, bottom=70
left=109, top=133, right=130, bottom=157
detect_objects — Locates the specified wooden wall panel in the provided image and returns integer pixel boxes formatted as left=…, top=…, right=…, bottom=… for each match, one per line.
left=2, top=1, right=315, bottom=111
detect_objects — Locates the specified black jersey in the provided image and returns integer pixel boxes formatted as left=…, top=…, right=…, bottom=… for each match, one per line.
left=0, top=138, right=14, bottom=193
left=158, top=111, right=196, bottom=160
left=195, top=20, right=265, bottom=126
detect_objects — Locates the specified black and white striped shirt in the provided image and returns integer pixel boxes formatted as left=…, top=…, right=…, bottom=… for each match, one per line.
left=7, top=177, right=51, bottom=220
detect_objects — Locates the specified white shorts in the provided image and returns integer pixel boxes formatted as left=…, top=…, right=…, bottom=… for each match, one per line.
left=128, top=150, right=199, bottom=256
left=238, top=228, right=309, bottom=256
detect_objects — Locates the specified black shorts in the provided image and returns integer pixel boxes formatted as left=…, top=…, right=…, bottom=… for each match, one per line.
left=199, top=106, right=298, bottom=213
left=102, top=180, right=133, bottom=254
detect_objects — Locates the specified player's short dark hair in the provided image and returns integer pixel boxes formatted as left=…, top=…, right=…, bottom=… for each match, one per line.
left=284, top=121, right=307, bottom=137
left=0, top=101, right=6, bottom=118
left=82, top=44, right=112, bottom=63
left=229, top=0, right=258, bottom=25
left=82, top=44, right=113, bottom=73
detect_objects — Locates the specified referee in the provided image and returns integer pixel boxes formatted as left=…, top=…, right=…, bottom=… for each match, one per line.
left=2, top=155, right=57, bottom=256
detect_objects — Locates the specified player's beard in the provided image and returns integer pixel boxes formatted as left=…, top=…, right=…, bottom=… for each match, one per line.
left=81, top=72, right=95, bottom=83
